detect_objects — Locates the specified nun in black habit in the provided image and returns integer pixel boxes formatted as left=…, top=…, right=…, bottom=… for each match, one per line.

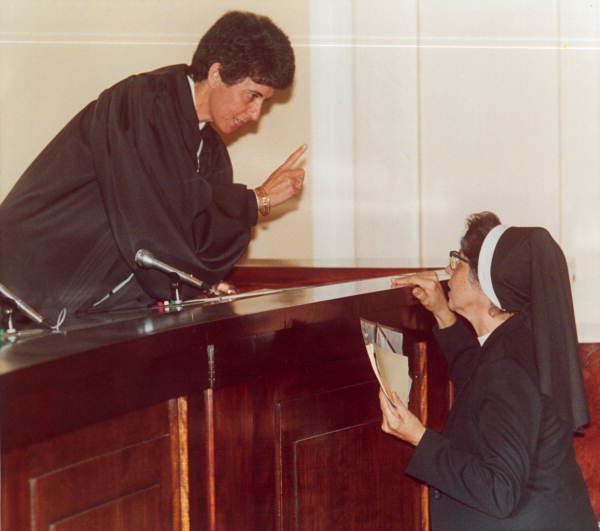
left=381, top=212, right=596, bottom=531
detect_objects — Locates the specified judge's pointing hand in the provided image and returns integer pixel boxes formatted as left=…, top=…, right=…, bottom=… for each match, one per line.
left=392, top=272, right=456, bottom=329
left=379, top=389, right=425, bottom=447
left=255, top=144, right=307, bottom=210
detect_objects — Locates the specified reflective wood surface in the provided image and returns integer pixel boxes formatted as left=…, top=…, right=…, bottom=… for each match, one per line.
left=1, top=264, right=450, bottom=530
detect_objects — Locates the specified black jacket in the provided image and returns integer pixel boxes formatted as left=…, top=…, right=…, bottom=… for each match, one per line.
left=406, top=314, right=596, bottom=530
left=0, top=65, right=257, bottom=321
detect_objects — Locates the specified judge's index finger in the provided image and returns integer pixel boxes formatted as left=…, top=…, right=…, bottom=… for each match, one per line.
left=281, top=144, right=308, bottom=169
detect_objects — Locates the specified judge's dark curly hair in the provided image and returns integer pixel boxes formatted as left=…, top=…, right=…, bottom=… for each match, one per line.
left=460, top=211, right=502, bottom=281
left=190, top=11, right=295, bottom=89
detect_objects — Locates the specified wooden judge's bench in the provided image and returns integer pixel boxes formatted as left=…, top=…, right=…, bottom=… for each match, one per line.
left=0, top=262, right=596, bottom=530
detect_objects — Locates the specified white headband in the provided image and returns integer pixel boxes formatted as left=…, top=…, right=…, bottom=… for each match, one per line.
left=477, top=224, right=509, bottom=309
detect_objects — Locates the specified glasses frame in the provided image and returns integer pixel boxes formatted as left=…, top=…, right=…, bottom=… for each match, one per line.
left=449, top=250, right=469, bottom=271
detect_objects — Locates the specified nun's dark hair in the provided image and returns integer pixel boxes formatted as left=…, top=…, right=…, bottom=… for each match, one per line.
left=190, top=11, right=295, bottom=89
left=460, top=211, right=502, bottom=281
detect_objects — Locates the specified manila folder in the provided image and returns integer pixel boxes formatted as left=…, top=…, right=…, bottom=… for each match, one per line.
left=360, top=318, right=411, bottom=404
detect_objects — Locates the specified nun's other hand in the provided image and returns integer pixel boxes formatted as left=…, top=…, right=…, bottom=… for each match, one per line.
left=379, top=389, right=426, bottom=447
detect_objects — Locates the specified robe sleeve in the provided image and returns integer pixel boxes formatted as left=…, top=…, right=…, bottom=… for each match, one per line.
left=433, top=318, right=481, bottom=391
left=405, top=358, right=542, bottom=518
left=212, top=183, right=258, bottom=226
left=88, top=73, right=252, bottom=298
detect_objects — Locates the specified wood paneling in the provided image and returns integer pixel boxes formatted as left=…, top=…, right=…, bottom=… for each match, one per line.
left=2, top=401, right=183, bottom=531
left=228, top=263, right=430, bottom=291
left=1, top=265, right=595, bottom=530
left=0, top=265, right=450, bottom=530
left=573, top=343, right=600, bottom=521
left=277, top=382, right=417, bottom=531
left=51, top=485, right=163, bottom=531
left=195, top=317, right=447, bottom=531
left=51, top=486, right=162, bottom=531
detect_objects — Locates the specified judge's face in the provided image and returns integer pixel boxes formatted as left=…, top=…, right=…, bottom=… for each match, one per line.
left=206, top=65, right=274, bottom=134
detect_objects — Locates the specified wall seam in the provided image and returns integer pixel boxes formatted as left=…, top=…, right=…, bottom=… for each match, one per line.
left=557, top=0, right=564, bottom=246
left=352, top=3, right=358, bottom=260
left=416, top=0, right=423, bottom=267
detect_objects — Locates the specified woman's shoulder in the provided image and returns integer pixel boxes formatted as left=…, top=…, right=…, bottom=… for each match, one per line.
left=480, top=314, right=537, bottom=386
left=94, top=64, right=190, bottom=116
left=482, top=313, right=537, bottom=374
left=105, top=64, right=187, bottom=92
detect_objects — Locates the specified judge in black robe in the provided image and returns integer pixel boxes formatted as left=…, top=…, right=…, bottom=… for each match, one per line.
left=380, top=213, right=596, bottom=530
left=0, top=11, right=304, bottom=324
left=1, top=64, right=252, bottom=321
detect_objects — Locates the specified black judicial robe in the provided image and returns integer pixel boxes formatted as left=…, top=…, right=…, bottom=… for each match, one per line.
left=406, top=314, right=596, bottom=531
left=0, top=64, right=257, bottom=322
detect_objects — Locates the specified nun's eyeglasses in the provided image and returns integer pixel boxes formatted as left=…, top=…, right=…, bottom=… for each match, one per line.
left=449, top=251, right=469, bottom=270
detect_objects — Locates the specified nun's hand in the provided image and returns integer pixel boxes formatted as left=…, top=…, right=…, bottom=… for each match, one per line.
left=392, top=272, right=456, bottom=329
left=379, top=389, right=426, bottom=446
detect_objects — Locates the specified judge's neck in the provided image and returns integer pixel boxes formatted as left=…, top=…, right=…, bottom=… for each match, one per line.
left=192, top=80, right=212, bottom=122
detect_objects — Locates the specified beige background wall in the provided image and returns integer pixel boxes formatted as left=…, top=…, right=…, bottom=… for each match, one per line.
left=1, top=1, right=599, bottom=339
left=309, top=0, right=599, bottom=340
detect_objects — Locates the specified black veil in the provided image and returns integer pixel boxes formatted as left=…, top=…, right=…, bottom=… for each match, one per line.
left=485, top=226, right=589, bottom=432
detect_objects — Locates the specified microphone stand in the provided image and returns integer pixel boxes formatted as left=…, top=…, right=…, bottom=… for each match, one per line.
left=134, top=249, right=207, bottom=305
left=0, top=283, right=56, bottom=334
left=2, top=301, right=17, bottom=334
left=169, top=274, right=183, bottom=305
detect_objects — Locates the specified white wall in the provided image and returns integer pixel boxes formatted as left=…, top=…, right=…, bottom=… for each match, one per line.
left=309, top=0, right=356, bottom=259
left=310, top=0, right=600, bottom=340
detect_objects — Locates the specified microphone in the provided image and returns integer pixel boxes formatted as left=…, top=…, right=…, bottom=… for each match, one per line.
left=134, top=249, right=207, bottom=291
left=0, top=282, right=53, bottom=330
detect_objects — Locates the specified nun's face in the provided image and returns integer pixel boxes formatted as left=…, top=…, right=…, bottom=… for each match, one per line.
left=446, top=254, right=481, bottom=315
